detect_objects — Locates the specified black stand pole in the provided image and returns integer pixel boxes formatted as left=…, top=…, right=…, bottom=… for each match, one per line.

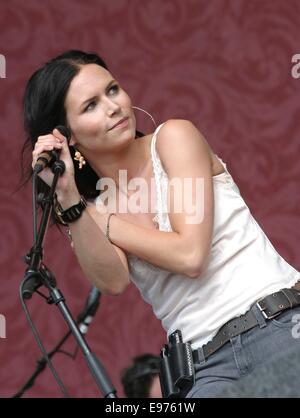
left=21, top=158, right=117, bottom=398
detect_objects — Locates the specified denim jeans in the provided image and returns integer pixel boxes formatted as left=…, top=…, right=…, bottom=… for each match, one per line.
left=184, top=304, right=300, bottom=398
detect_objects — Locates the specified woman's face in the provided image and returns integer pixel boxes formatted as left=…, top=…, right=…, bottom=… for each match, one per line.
left=65, top=63, right=136, bottom=157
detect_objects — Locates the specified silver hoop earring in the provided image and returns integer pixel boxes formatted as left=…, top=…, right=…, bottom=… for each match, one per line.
left=132, top=106, right=157, bottom=128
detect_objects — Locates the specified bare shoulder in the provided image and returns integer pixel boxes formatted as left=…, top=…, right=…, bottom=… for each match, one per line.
left=155, top=119, right=214, bottom=166
left=158, top=118, right=198, bottom=137
left=156, top=119, right=211, bottom=149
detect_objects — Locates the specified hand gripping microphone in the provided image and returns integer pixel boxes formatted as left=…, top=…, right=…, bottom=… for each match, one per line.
left=78, top=286, right=101, bottom=335
left=33, top=125, right=71, bottom=174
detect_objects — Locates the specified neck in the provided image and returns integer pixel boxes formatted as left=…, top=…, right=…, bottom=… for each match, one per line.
left=87, top=136, right=151, bottom=196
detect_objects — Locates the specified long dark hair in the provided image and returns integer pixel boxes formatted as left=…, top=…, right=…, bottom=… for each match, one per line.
left=21, top=49, right=143, bottom=207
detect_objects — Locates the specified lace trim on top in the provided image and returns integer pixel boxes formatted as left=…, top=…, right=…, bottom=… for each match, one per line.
left=150, top=124, right=172, bottom=232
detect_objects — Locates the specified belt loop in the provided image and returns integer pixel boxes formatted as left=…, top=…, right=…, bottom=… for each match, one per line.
left=195, top=346, right=206, bottom=365
left=251, top=304, right=267, bottom=328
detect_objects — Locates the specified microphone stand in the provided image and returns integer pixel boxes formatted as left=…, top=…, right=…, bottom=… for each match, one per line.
left=21, top=158, right=117, bottom=398
left=13, top=290, right=100, bottom=398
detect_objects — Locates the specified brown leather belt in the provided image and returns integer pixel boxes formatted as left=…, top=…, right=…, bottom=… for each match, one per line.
left=193, top=283, right=300, bottom=363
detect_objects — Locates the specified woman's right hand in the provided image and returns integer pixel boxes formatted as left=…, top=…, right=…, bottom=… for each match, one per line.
left=32, top=128, right=79, bottom=203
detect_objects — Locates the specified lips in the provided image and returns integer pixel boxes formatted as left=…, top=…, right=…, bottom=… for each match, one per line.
left=109, top=117, right=129, bottom=130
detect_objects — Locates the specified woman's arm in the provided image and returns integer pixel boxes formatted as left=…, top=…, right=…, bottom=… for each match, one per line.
left=61, top=186, right=130, bottom=295
left=108, top=119, right=214, bottom=278
left=33, top=130, right=130, bottom=296
left=69, top=205, right=130, bottom=295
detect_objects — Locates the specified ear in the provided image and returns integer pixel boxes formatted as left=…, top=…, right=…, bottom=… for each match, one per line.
left=69, top=135, right=76, bottom=146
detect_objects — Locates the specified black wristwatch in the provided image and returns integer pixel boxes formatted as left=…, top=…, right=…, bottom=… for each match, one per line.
left=55, top=195, right=87, bottom=225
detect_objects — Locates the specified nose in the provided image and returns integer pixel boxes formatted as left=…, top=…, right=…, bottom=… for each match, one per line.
left=106, top=97, right=121, bottom=116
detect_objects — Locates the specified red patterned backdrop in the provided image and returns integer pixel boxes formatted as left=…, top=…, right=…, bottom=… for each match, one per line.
left=0, top=0, right=300, bottom=398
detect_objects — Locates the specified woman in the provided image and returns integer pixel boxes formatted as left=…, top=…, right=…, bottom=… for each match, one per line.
left=22, top=50, right=300, bottom=397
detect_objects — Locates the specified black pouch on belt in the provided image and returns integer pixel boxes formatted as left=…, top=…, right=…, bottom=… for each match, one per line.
left=159, top=330, right=195, bottom=398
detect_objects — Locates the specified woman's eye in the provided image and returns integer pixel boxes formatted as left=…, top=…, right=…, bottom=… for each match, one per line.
left=84, top=101, right=96, bottom=112
left=108, top=84, right=119, bottom=95
left=83, top=85, right=119, bottom=112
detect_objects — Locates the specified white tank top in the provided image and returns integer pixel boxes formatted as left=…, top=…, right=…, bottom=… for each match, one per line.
left=127, top=123, right=300, bottom=349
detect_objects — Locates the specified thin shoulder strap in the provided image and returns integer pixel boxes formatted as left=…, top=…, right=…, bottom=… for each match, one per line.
left=149, top=122, right=172, bottom=232
left=150, top=123, right=165, bottom=166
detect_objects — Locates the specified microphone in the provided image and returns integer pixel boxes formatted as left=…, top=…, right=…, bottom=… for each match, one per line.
left=78, top=286, right=101, bottom=335
left=33, top=125, right=71, bottom=174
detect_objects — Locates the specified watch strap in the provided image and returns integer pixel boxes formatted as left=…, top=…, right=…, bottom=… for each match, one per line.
left=55, top=195, right=87, bottom=225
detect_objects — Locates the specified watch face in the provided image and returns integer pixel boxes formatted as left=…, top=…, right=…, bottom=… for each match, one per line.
left=54, top=209, right=68, bottom=226
left=53, top=198, right=68, bottom=226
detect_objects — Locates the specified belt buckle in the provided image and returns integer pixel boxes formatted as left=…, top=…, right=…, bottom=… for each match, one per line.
left=256, top=299, right=282, bottom=320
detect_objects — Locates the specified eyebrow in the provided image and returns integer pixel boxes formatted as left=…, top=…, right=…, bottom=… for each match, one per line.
left=80, top=79, right=116, bottom=109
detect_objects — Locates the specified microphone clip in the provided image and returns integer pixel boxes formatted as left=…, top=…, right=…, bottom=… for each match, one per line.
left=51, top=158, right=65, bottom=175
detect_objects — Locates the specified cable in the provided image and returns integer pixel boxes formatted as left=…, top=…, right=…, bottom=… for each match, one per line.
left=18, top=277, right=70, bottom=398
